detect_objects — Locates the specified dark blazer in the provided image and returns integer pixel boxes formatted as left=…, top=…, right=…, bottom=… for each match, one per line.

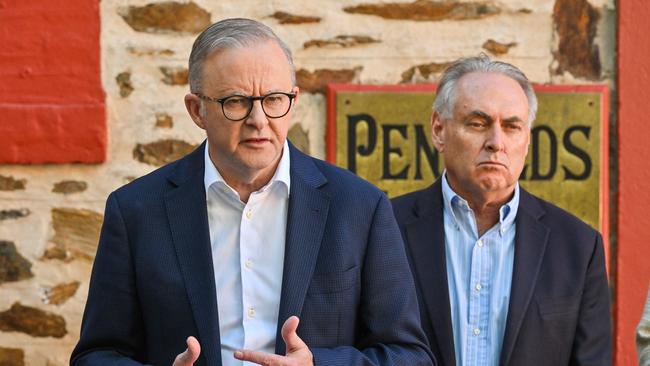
left=392, top=179, right=611, bottom=366
left=71, top=142, right=433, bottom=366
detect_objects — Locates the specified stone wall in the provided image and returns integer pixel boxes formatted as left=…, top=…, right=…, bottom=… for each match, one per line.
left=0, top=0, right=615, bottom=364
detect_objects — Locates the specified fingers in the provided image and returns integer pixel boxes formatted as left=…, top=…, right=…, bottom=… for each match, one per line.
left=281, top=316, right=307, bottom=353
left=234, top=349, right=287, bottom=365
left=173, top=336, right=201, bottom=366
left=233, top=317, right=312, bottom=365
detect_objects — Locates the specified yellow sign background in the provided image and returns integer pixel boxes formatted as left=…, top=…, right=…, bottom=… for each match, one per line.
left=331, top=87, right=607, bottom=230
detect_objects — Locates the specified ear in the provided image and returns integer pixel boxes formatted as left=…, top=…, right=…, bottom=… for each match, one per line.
left=184, top=94, right=206, bottom=130
left=291, top=86, right=300, bottom=105
left=431, top=111, right=446, bottom=152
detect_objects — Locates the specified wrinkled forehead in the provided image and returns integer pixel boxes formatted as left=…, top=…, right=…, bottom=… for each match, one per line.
left=453, top=72, right=529, bottom=118
left=200, top=40, right=294, bottom=91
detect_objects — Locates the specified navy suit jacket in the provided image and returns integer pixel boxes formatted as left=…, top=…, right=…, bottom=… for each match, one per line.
left=392, top=179, right=611, bottom=366
left=71, top=142, right=433, bottom=366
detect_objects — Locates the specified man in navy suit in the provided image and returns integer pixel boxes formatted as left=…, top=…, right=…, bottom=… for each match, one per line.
left=71, top=18, right=433, bottom=366
left=392, top=56, right=611, bottom=366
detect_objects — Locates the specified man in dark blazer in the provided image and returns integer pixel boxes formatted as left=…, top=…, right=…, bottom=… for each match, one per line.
left=392, top=56, right=611, bottom=366
left=71, top=19, right=432, bottom=366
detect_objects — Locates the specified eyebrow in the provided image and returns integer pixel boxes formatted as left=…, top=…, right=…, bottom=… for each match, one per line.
left=465, top=110, right=493, bottom=123
left=465, top=110, right=524, bottom=124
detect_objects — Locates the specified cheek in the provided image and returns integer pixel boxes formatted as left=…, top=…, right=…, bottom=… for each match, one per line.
left=208, top=124, right=239, bottom=148
left=272, top=120, right=290, bottom=140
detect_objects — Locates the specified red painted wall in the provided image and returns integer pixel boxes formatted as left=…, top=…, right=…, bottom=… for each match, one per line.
left=616, top=0, right=650, bottom=364
left=0, top=0, right=105, bottom=163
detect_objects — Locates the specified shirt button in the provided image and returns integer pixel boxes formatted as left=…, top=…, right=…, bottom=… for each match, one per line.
left=245, top=210, right=253, bottom=219
left=245, top=259, right=253, bottom=269
left=475, top=283, right=482, bottom=291
left=500, top=228, right=506, bottom=235
left=473, top=328, right=481, bottom=336
left=248, top=307, right=256, bottom=318
left=477, top=239, right=484, bottom=247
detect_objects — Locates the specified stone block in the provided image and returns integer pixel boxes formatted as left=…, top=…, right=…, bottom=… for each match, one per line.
left=0, top=303, right=66, bottom=338
left=296, top=67, right=362, bottom=94
left=155, top=113, right=174, bottom=128
left=50, top=208, right=103, bottom=261
left=482, top=39, right=517, bottom=55
left=269, top=11, right=320, bottom=24
left=116, top=72, right=134, bottom=98
left=127, top=47, right=175, bottom=57
left=0, top=241, right=33, bottom=284
left=344, top=0, right=500, bottom=21
left=303, top=35, right=380, bottom=49
left=41, top=282, right=81, bottom=305
left=120, top=1, right=211, bottom=35
left=0, top=176, right=26, bottom=191
left=52, top=181, right=88, bottom=194
left=133, top=139, right=197, bottom=166
left=0, top=347, right=24, bottom=366
left=553, top=0, right=601, bottom=79
left=0, top=209, right=30, bottom=221
left=401, top=62, right=452, bottom=83
left=159, top=66, right=189, bottom=86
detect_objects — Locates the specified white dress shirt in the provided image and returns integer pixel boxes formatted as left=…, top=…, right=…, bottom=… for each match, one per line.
left=204, top=141, right=290, bottom=366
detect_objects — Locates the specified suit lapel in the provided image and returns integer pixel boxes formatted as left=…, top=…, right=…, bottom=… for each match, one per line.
left=405, top=180, right=456, bottom=366
left=499, top=189, right=549, bottom=366
left=275, top=145, right=329, bottom=354
left=165, top=143, right=222, bottom=366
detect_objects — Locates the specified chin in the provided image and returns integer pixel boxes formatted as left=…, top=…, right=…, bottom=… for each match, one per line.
left=239, top=155, right=278, bottom=171
left=477, top=175, right=510, bottom=192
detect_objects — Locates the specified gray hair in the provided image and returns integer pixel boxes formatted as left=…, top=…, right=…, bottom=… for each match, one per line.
left=433, top=55, right=538, bottom=124
left=188, top=18, right=296, bottom=93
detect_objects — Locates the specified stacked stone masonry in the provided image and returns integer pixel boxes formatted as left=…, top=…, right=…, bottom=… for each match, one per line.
left=0, top=0, right=615, bottom=364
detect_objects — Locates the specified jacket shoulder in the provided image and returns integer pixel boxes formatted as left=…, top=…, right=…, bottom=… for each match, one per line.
left=522, top=190, right=600, bottom=238
left=308, top=155, right=386, bottom=199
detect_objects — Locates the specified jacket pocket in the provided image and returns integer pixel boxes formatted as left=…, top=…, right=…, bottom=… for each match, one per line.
left=307, top=266, right=359, bottom=294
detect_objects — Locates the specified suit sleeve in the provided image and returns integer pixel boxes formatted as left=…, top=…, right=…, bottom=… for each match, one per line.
left=310, top=194, right=435, bottom=366
left=70, top=193, right=148, bottom=365
left=570, top=233, right=612, bottom=366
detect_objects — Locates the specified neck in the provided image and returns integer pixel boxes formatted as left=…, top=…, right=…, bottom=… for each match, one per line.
left=209, top=156, right=280, bottom=204
left=446, top=178, right=514, bottom=236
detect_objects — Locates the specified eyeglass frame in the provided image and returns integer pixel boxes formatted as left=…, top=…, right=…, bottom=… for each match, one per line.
left=193, top=91, right=297, bottom=122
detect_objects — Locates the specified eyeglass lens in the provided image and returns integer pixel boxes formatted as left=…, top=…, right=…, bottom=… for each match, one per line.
left=222, top=93, right=292, bottom=121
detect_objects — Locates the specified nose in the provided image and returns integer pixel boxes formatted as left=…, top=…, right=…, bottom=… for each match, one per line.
left=245, top=100, right=268, bottom=129
left=485, top=125, right=505, bottom=152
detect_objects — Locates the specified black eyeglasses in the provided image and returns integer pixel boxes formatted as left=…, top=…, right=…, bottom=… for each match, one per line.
left=194, top=92, right=296, bottom=121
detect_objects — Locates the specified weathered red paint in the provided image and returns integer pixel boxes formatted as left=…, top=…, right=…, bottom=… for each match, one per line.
left=0, top=0, right=105, bottom=163
left=616, top=0, right=650, bottom=364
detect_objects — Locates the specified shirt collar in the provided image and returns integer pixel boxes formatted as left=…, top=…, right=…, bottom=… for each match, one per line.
left=441, top=170, right=520, bottom=235
left=203, top=139, right=291, bottom=198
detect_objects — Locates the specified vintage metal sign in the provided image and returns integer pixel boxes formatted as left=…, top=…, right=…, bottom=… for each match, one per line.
left=326, top=84, right=609, bottom=240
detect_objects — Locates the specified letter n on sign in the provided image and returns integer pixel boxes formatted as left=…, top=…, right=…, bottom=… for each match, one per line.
left=326, top=84, right=609, bottom=261
left=0, top=0, right=105, bottom=164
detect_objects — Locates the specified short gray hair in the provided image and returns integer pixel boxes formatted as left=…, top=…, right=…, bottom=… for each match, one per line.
left=433, top=55, right=538, bottom=124
left=188, top=18, right=296, bottom=93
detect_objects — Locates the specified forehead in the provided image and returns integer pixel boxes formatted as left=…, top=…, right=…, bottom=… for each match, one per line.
left=200, top=39, right=293, bottom=91
left=453, top=72, right=529, bottom=119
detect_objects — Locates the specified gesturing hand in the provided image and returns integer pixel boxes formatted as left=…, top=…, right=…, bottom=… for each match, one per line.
left=234, top=316, right=314, bottom=366
left=173, top=336, right=201, bottom=366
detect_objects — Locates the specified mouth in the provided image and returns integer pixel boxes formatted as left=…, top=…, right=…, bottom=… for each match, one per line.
left=478, top=161, right=506, bottom=168
left=242, top=138, right=270, bottom=143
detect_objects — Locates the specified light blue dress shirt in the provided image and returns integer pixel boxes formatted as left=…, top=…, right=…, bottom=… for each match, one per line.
left=441, top=173, right=519, bottom=366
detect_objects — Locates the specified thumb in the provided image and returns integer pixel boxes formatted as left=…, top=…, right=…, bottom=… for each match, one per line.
left=281, top=316, right=307, bottom=353
left=173, top=336, right=201, bottom=366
